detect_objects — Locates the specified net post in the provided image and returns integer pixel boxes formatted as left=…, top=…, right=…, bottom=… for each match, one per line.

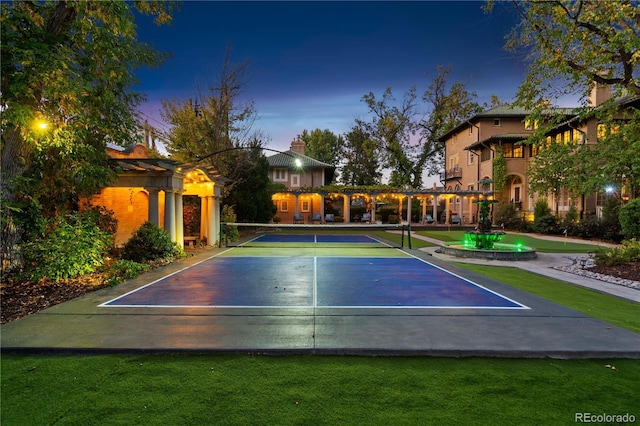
left=401, top=224, right=405, bottom=248
left=407, top=222, right=412, bottom=249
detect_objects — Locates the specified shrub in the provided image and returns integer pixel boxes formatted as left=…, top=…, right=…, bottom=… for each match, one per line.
left=122, top=222, right=183, bottom=263
left=495, top=202, right=521, bottom=230
left=21, top=213, right=112, bottom=282
left=221, top=205, right=239, bottom=244
left=533, top=199, right=552, bottom=219
left=102, top=260, right=150, bottom=286
left=532, top=200, right=559, bottom=234
left=619, top=198, right=640, bottom=240
left=594, top=239, right=640, bottom=266
left=534, top=214, right=560, bottom=234
left=388, top=214, right=400, bottom=224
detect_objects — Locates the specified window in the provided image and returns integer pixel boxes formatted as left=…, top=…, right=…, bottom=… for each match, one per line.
left=468, top=150, right=475, bottom=165
left=525, top=119, right=539, bottom=130
left=291, top=174, right=300, bottom=187
left=563, top=130, right=572, bottom=144
left=280, top=200, right=289, bottom=212
left=301, top=200, right=310, bottom=212
left=481, top=147, right=492, bottom=162
left=503, top=143, right=523, bottom=158
left=493, top=118, right=501, bottom=126
left=597, top=123, right=621, bottom=139
left=531, top=144, right=539, bottom=157
left=273, top=168, right=287, bottom=182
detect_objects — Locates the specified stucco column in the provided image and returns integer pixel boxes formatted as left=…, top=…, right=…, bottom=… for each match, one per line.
left=148, top=188, right=160, bottom=226
left=175, top=191, right=184, bottom=248
left=406, top=196, right=412, bottom=223
left=445, top=197, right=451, bottom=225
left=319, top=194, right=325, bottom=223
left=212, top=193, right=220, bottom=246
left=200, top=196, right=209, bottom=244
left=343, top=194, right=351, bottom=223
left=164, top=190, right=176, bottom=242
left=421, top=197, right=427, bottom=223
left=207, top=196, right=216, bottom=246
left=433, top=197, right=438, bottom=223
left=371, top=195, right=377, bottom=223
left=468, top=197, right=475, bottom=223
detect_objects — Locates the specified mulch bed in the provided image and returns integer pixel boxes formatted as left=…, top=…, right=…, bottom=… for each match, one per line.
left=2, top=261, right=639, bottom=325
left=1, top=274, right=112, bottom=324
left=587, top=262, right=640, bottom=283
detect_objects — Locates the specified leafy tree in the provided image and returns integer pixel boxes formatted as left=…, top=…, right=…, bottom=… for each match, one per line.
left=487, top=0, right=640, bottom=109
left=527, top=141, right=581, bottom=216
left=299, top=128, right=344, bottom=165
left=159, top=50, right=276, bottom=223
left=1, top=1, right=175, bottom=271
left=357, top=66, right=481, bottom=188
left=222, top=143, right=277, bottom=223
left=160, top=48, right=259, bottom=176
left=341, top=124, right=382, bottom=185
left=579, top=108, right=640, bottom=200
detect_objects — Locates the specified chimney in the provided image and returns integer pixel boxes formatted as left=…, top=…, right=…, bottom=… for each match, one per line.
left=290, top=136, right=305, bottom=155
left=588, top=80, right=612, bottom=107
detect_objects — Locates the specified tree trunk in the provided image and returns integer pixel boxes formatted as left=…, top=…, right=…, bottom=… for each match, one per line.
left=1, top=127, right=32, bottom=274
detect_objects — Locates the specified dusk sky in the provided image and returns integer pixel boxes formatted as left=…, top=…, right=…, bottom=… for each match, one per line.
left=134, top=1, right=528, bottom=155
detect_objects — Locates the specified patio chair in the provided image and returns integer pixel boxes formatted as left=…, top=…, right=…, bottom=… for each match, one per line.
left=325, top=213, right=335, bottom=223
left=361, top=213, right=371, bottom=223
left=311, top=213, right=322, bottom=223
left=293, top=213, right=304, bottom=223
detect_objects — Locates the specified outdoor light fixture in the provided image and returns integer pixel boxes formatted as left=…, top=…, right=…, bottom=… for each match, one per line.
left=605, top=185, right=614, bottom=194
left=33, top=118, right=50, bottom=131
left=294, top=158, right=302, bottom=168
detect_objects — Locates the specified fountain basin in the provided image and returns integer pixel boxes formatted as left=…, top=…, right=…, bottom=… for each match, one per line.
left=436, top=242, right=537, bottom=261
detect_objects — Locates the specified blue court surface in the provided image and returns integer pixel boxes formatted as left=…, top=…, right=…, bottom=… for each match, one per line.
left=101, top=252, right=528, bottom=309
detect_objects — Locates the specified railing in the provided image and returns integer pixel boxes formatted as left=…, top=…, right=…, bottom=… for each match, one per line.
left=441, top=166, right=462, bottom=180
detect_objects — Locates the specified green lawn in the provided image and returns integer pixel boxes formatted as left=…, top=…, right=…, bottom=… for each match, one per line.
left=415, top=230, right=605, bottom=253
left=3, top=231, right=638, bottom=425
left=2, top=354, right=638, bottom=425
left=455, top=263, right=640, bottom=333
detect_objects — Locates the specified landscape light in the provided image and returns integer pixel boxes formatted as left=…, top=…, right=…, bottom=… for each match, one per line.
left=33, top=118, right=50, bottom=131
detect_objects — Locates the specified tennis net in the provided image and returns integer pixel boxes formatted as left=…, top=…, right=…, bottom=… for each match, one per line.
left=221, top=222, right=411, bottom=249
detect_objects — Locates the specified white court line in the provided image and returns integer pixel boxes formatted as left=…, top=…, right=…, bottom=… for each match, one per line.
left=401, top=252, right=530, bottom=310
left=100, top=246, right=528, bottom=310
left=98, top=248, right=233, bottom=307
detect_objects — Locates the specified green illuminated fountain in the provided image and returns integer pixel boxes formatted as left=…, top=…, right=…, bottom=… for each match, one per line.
left=436, top=178, right=536, bottom=260
left=465, top=196, right=504, bottom=249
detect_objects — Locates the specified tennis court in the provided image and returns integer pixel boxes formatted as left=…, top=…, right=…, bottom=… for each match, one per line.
left=101, top=231, right=528, bottom=310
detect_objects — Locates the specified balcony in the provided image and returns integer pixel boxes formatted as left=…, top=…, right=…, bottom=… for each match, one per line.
left=442, top=166, right=462, bottom=181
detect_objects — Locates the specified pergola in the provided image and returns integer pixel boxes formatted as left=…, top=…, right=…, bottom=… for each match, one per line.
left=272, top=188, right=495, bottom=225
left=101, top=156, right=226, bottom=247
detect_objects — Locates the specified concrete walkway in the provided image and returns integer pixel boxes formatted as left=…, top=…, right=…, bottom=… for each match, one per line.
left=2, top=237, right=639, bottom=358
left=408, top=232, right=640, bottom=303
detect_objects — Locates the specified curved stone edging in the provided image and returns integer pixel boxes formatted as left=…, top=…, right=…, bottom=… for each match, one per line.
left=435, top=244, right=537, bottom=261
